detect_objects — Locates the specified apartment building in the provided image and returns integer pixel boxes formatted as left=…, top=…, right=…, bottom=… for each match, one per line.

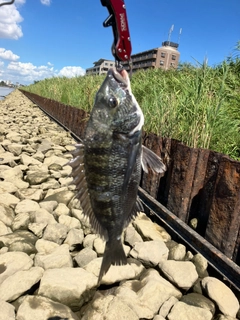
left=122, top=41, right=180, bottom=72
left=86, top=59, right=115, bottom=75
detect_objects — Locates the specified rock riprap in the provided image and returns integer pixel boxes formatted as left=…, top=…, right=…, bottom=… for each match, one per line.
left=0, top=90, right=239, bottom=320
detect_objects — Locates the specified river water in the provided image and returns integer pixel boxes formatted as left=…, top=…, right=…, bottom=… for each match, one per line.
left=0, top=87, right=15, bottom=101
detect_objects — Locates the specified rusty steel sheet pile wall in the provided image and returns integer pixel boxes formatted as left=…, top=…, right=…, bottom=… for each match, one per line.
left=141, top=133, right=240, bottom=264
left=20, top=90, right=240, bottom=265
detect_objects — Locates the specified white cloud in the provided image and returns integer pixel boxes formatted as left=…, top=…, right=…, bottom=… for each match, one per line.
left=7, top=61, right=55, bottom=80
left=0, top=1, right=24, bottom=40
left=58, top=66, right=86, bottom=77
left=1, top=59, right=85, bottom=85
left=0, top=48, right=20, bottom=61
left=40, top=0, right=51, bottom=5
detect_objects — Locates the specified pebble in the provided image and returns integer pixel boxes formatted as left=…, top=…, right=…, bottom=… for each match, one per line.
left=0, top=90, right=239, bottom=319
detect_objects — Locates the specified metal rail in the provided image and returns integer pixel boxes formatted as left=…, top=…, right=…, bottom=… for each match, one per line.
left=19, top=89, right=240, bottom=292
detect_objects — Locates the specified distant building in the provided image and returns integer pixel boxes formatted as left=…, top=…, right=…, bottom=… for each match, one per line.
left=122, top=41, right=180, bottom=72
left=86, top=59, right=115, bottom=75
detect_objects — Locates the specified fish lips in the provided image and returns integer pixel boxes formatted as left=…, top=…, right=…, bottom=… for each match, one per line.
left=107, top=68, right=130, bottom=90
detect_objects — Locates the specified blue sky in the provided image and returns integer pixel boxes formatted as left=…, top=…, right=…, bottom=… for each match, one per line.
left=0, top=0, right=239, bottom=85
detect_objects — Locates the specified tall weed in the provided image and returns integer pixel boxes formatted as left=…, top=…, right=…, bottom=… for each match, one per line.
left=23, top=61, right=240, bottom=160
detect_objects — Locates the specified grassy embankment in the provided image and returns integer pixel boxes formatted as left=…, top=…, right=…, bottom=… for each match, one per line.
left=24, top=60, right=240, bottom=160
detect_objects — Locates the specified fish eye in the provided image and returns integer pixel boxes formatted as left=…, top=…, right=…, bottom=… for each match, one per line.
left=108, top=96, right=118, bottom=108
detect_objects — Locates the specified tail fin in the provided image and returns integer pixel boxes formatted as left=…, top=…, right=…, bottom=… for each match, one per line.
left=98, top=238, right=127, bottom=284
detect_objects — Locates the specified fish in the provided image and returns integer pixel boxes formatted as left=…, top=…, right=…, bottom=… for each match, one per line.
left=68, top=68, right=166, bottom=283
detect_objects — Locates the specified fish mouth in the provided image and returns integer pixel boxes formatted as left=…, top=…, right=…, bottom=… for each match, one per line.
left=108, top=68, right=130, bottom=90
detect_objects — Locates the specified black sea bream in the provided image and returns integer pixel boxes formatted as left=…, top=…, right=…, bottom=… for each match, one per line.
left=69, top=69, right=166, bottom=283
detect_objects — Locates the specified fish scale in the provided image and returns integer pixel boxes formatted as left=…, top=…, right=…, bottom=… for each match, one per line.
left=69, top=68, right=166, bottom=283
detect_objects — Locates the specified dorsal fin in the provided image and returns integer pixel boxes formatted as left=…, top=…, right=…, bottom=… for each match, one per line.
left=67, top=144, right=107, bottom=239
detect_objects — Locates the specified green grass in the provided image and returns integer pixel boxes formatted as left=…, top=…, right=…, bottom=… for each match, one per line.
left=23, top=59, right=240, bottom=160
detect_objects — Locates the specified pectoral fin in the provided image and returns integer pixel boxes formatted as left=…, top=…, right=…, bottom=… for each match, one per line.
left=141, top=145, right=166, bottom=174
left=117, top=131, right=141, bottom=190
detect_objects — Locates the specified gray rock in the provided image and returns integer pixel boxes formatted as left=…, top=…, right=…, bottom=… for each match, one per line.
left=192, top=253, right=208, bottom=277
left=114, top=284, right=154, bottom=319
left=50, top=170, right=62, bottom=179
left=0, top=247, right=8, bottom=254
left=22, top=145, right=36, bottom=153
left=81, top=293, right=139, bottom=320
left=202, top=276, right=239, bottom=317
left=6, top=131, right=21, bottom=142
left=0, top=165, right=23, bottom=181
left=167, top=242, right=186, bottom=261
left=0, top=221, right=11, bottom=236
left=85, top=257, right=144, bottom=285
left=20, top=153, right=42, bottom=166
left=0, top=151, right=19, bottom=165
left=15, top=199, right=40, bottom=215
left=60, top=165, right=72, bottom=177
left=0, top=267, right=44, bottom=302
left=124, top=224, right=143, bottom=247
left=0, top=181, right=17, bottom=193
left=44, top=155, right=69, bottom=168
left=64, top=228, right=84, bottom=251
left=58, top=215, right=81, bottom=231
left=168, top=301, right=212, bottom=320
left=0, top=230, right=38, bottom=254
left=39, top=200, right=58, bottom=213
left=159, top=296, right=179, bottom=318
left=15, top=188, right=44, bottom=201
left=59, top=176, right=73, bottom=187
left=12, top=212, right=31, bottom=231
left=38, top=267, right=97, bottom=310
left=54, top=203, right=70, bottom=218
left=0, top=204, right=15, bottom=227
left=28, top=222, right=47, bottom=238
left=31, top=208, right=57, bottom=225
left=37, top=139, right=52, bottom=154
left=26, top=171, right=49, bottom=185
left=43, top=223, right=68, bottom=244
left=49, top=163, right=62, bottom=171
left=82, top=234, right=97, bottom=249
left=130, top=240, right=169, bottom=267
left=0, top=251, right=33, bottom=285
left=28, top=163, right=48, bottom=173
left=192, top=278, right=204, bottom=294
left=93, top=237, right=105, bottom=255
left=180, top=292, right=215, bottom=315
left=16, top=295, right=79, bottom=320
left=74, top=247, right=97, bottom=268
left=34, top=244, right=73, bottom=269
left=35, top=239, right=59, bottom=254
left=44, top=190, right=75, bottom=205
left=9, top=240, right=37, bottom=255
left=133, top=212, right=171, bottom=242
left=123, top=268, right=182, bottom=315
left=32, top=150, right=45, bottom=161
left=0, top=300, right=15, bottom=320
left=6, top=143, right=23, bottom=156
left=0, top=193, right=20, bottom=207
left=41, top=178, right=60, bottom=190
left=71, top=208, right=92, bottom=235
left=159, top=260, right=198, bottom=290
